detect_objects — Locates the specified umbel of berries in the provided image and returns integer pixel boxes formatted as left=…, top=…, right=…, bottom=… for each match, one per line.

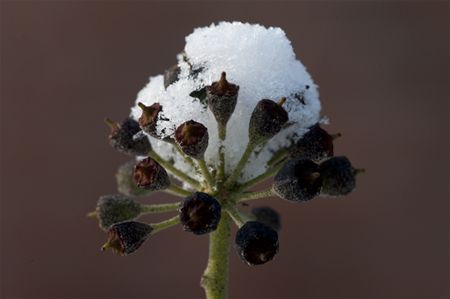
left=91, top=22, right=363, bottom=299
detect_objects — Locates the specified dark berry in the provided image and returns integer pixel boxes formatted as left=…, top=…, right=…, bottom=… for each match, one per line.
left=95, top=194, right=142, bottom=231
left=102, top=221, right=152, bottom=256
left=164, top=65, right=180, bottom=89
left=290, top=124, right=340, bottom=162
left=133, top=157, right=170, bottom=191
left=235, top=221, right=279, bottom=266
left=273, top=158, right=322, bottom=202
left=206, top=72, right=239, bottom=128
left=137, top=102, right=163, bottom=138
left=251, top=207, right=281, bottom=231
left=175, top=120, right=209, bottom=159
left=249, top=98, right=289, bottom=145
left=116, top=161, right=150, bottom=197
left=106, top=117, right=151, bottom=156
left=319, top=156, right=358, bottom=196
left=179, top=192, right=221, bottom=235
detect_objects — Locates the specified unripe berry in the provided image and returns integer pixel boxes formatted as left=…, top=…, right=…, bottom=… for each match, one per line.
left=319, top=156, right=358, bottom=196
left=251, top=206, right=281, bottom=231
left=273, top=158, right=322, bottom=202
left=116, top=161, right=150, bottom=197
left=106, top=117, right=151, bottom=156
left=179, top=192, right=221, bottom=235
left=235, top=221, right=279, bottom=266
left=164, top=65, right=180, bottom=89
left=290, top=124, right=340, bottom=162
left=175, top=120, right=209, bottom=159
left=102, top=221, right=152, bottom=256
left=95, top=194, right=142, bottom=231
left=137, top=102, right=163, bottom=138
left=249, top=98, right=289, bottom=144
left=206, top=72, right=239, bottom=127
left=133, top=157, right=171, bottom=191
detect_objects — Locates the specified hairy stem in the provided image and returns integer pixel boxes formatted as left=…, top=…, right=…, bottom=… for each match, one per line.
left=217, top=124, right=226, bottom=185
left=150, top=215, right=180, bottom=234
left=174, top=143, right=199, bottom=171
left=224, top=142, right=256, bottom=188
left=235, top=189, right=275, bottom=202
left=198, top=159, right=215, bottom=190
left=237, top=163, right=284, bottom=191
left=225, top=205, right=251, bottom=227
left=166, top=184, right=192, bottom=197
left=201, top=213, right=231, bottom=299
left=140, top=202, right=180, bottom=214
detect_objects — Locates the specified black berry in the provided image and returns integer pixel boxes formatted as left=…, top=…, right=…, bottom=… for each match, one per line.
left=206, top=72, right=239, bottom=128
left=319, top=156, right=357, bottom=196
left=251, top=207, right=281, bottom=231
left=175, top=120, right=209, bottom=159
left=102, top=221, right=153, bottom=256
left=106, top=117, right=151, bottom=156
left=273, top=158, right=322, bottom=202
left=235, top=221, right=279, bottom=266
left=249, top=98, right=289, bottom=145
left=133, top=157, right=171, bottom=191
left=137, top=102, right=163, bottom=138
left=179, top=192, right=221, bottom=235
left=116, top=161, right=150, bottom=197
left=95, top=194, right=142, bottom=231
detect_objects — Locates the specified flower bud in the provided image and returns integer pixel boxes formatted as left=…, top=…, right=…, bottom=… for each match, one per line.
left=206, top=72, right=239, bottom=127
left=179, top=192, right=221, bottom=235
left=175, top=120, right=209, bottom=159
left=289, top=124, right=340, bottom=162
left=102, top=221, right=152, bottom=256
left=248, top=98, right=289, bottom=144
left=106, top=117, right=151, bottom=156
left=273, top=158, right=322, bottom=202
left=319, top=156, right=359, bottom=196
left=164, top=65, right=180, bottom=89
left=116, top=161, right=150, bottom=197
left=95, top=194, right=142, bottom=231
left=251, top=206, right=281, bottom=231
left=137, top=102, right=163, bottom=138
left=235, top=221, right=279, bottom=266
left=133, top=157, right=171, bottom=191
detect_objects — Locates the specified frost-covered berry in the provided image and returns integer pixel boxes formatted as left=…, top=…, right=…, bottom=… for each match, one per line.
left=235, top=221, right=279, bottom=266
left=106, top=117, right=151, bottom=156
left=273, top=158, right=322, bottom=202
left=251, top=207, right=281, bottom=231
left=175, top=120, right=209, bottom=159
left=319, top=156, right=357, bottom=196
left=116, top=161, right=150, bottom=197
left=249, top=98, right=289, bottom=145
left=164, top=65, right=180, bottom=89
left=133, top=157, right=171, bottom=191
left=102, top=221, right=153, bottom=256
left=137, top=102, right=164, bottom=138
left=206, top=72, right=239, bottom=129
left=95, top=194, right=142, bottom=231
left=290, top=123, right=340, bottom=162
left=179, top=192, right=221, bottom=235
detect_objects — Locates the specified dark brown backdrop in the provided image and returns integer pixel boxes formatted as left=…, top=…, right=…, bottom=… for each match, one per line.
left=1, top=2, right=449, bottom=299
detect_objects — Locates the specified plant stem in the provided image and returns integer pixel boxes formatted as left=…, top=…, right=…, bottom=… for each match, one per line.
left=224, top=142, right=256, bottom=188
left=201, top=213, right=231, bottom=299
left=198, top=159, right=215, bottom=190
left=174, top=143, right=199, bottom=171
left=217, top=124, right=226, bottom=184
left=237, top=163, right=284, bottom=191
left=235, top=189, right=274, bottom=202
left=150, top=215, right=180, bottom=234
left=140, top=202, right=181, bottom=214
left=148, top=150, right=201, bottom=189
left=166, top=184, right=192, bottom=197
left=225, top=205, right=251, bottom=227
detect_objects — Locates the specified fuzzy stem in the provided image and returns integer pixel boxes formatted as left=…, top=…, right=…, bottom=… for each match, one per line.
left=167, top=184, right=192, bottom=197
left=217, top=124, right=226, bottom=185
left=235, top=189, right=275, bottom=202
left=140, top=202, right=181, bottom=214
left=174, top=143, right=199, bottom=171
left=198, top=159, right=215, bottom=190
left=225, top=205, right=251, bottom=227
left=150, top=215, right=180, bottom=234
left=237, top=163, right=284, bottom=191
left=224, top=142, right=256, bottom=188
left=201, top=213, right=231, bottom=299
left=148, top=150, right=201, bottom=189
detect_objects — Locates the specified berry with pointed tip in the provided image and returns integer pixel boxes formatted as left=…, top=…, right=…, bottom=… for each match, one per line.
left=290, top=124, right=340, bottom=162
left=251, top=207, right=281, bottom=231
left=235, top=221, right=279, bottom=266
left=319, top=156, right=359, bottom=196
left=206, top=72, right=239, bottom=127
left=164, top=65, right=180, bottom=89
left=102, top=221, right=152, bottom=256
left=175, top=120, right=209, bottom=159
left=179, top=192, right=221, bottom=235
left=137, top=102, right=163, bottom=138
left=133, top=157, right=171, bottom=191
left=249, top=98, right=289, bottom=145
left=116, top=161, right=150, bottom=197
left=106, top=117, right=151, bottom=156
left=273, top=158, right=322, bottom=202
left=94, top=194, right=142, bottom=231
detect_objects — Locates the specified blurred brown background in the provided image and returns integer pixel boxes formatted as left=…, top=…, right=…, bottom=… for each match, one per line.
left=1, top=2, right=449, bottom=299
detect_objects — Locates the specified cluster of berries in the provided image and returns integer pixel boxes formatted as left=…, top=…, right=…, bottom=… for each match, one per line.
left=90, top=70, right=362, bottom=267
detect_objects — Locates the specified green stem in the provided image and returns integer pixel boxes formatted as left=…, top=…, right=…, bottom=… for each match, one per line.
left=167, top=184, right=192, bottom=197
left=225, top=205, right=251, bottom=227
left=235, top=189, right=274, bottom=202
left=237, top=163, right=284, bottom=191
left=140, top=202, right=181, bottom=214
left=267, top=147, right=289, bottom=167
left=150, top=215, right=180, bottom=234
left=224, top=142, right=256, bottom=188
left=198, top=159, right=215, bottom=190
left=174, top=143, right=199, bottom=171
left=217, top=124, right=226, bottom=184
left=148, top=150, right=201, bottom=189
left=201, top=213, right=231, bottom=299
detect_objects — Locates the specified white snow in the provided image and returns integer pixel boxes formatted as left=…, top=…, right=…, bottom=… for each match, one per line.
left=130, top=21, right=321, bottom=184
